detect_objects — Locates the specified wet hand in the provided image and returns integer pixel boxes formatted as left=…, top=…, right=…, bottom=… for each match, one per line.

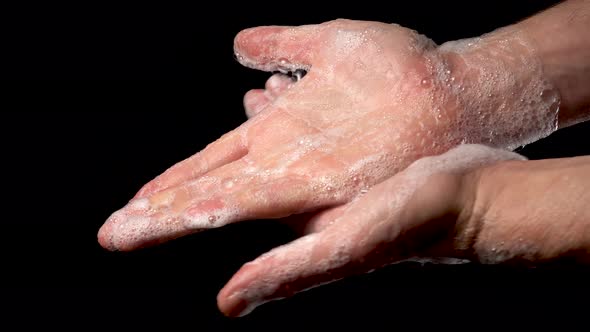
left=99, top=20, right=466, bottom=251
left=97, top=19, right=564, bottom=316
left=217, top=145, right=590, bottom=316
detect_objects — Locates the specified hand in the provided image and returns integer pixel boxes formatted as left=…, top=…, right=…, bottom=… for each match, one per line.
left=97, top=19, right=563, bottom=315
left=217, top=144, right=590, bottom=316
left=99, top=20, right=454, bottom=249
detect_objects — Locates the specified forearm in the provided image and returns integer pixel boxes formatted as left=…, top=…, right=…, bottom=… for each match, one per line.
left=518, top=0, right=590, bottom=127
left=461, top=156, right=590, bottom=264
left=436, top=0, right=590, bottom=151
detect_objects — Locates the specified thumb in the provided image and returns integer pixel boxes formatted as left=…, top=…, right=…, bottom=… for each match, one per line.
left=234, top=25, right=319, bottom=72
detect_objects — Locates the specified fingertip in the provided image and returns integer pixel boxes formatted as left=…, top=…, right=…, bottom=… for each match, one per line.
left=243, top=89, right=270, bottom=118
left=265, top=74, right=292, bottom=96
left=233, top=27, right=252, bottom=54
left=233, top=27, right=254, bottom=48
left=233, top=25, right=316, bottom=70
left=217, top=262, right=266, bottom=317
left=234, top=26, right=283, bottom=58
left=97, top=209, right=157, bottom=252
left=97, top=218, right=117, bottom=251
left=217, top=288, right=250, bottom=318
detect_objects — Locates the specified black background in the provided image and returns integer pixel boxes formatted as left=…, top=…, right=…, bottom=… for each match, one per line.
left=2, top=1, right=590, bottom=331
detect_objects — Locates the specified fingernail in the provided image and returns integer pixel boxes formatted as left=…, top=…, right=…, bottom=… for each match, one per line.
left=221, top=291, right=263, bottom=318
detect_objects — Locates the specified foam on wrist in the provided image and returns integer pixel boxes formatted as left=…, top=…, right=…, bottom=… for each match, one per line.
left=437, top=26, right=561, bottom=150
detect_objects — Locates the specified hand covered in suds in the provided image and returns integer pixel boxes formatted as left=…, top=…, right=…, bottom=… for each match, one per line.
left=218, top=145, right=590, bottom=316
left=98, top=20, right=565, bottom=316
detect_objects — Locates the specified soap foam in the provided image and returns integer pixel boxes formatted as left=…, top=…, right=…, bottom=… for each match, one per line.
left=438, top=26, right=560, bottom=150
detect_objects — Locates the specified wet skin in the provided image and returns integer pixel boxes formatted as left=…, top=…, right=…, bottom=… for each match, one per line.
left=97, top=14, right=590, bottom=317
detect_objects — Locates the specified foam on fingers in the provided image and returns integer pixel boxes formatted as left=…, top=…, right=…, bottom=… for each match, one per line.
left=135, top=128, right=248, bottom=198
left=233, top=25, right=317, bottom=72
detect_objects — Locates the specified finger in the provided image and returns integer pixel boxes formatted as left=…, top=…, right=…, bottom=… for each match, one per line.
left=216, top=144, right=527, bottom=317
left=217, top=232, right=331, bottom=317
left=265, top=73, right=293, bottom=97
left=244, top=74, right=294, bottom=118
left=279, top=205, right=348, bottom=236
left=135, top=128, right=248, bottom=198
left=99, top=167, right=342, bottom=251
left=243, top=89, right=271, bottom=118
left=234, top=25, right=319, bottom=72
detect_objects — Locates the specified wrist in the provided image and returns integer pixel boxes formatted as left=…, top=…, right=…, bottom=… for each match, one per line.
left=435, top=25, right=560, bottom=150
left=462, top=156, right=590, bottom=264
